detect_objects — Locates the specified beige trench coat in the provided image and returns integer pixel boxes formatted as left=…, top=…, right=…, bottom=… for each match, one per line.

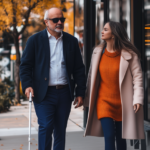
left=84, top=46, right=145, bottom=139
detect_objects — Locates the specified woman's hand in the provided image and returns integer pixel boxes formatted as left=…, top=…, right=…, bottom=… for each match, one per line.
left=133, top=104, right=141, bottom=113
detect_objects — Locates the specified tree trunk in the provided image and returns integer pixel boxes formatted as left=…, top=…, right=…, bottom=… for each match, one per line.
left=14, top=36, right=20, bottom=104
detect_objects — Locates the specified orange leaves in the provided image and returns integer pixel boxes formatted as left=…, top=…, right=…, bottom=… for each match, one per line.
left=0, top=0, right=62, bottom=32
left=63, top=2, right=74, bottom=35
left=19, top=144, right=23, bottom=149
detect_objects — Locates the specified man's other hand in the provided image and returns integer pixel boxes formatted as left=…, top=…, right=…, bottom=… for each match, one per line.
left=73, top=96, right=83, bottom=108
left=25, top=87, right=34, bottom=99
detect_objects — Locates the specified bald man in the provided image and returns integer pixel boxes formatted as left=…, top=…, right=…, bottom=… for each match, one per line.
left=20, top=7, right=86, bottom=150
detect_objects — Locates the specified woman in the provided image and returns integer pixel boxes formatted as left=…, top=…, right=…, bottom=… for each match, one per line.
left=83, top=21, right=145, bottom=150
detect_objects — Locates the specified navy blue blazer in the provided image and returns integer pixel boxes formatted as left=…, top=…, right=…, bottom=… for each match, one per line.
left=20, top=29, right=86, bottom=103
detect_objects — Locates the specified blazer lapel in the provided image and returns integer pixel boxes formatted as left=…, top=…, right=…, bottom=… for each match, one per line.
left=62, top=32, right=70, bottom=64
left=41, top=29, right=50, bottom=63
left=119, top=50, right=132, bottom=88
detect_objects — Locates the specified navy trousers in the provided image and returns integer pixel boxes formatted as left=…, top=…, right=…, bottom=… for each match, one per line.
left=100, top=118, right=127, bottom=150
left=34, top=86, right=72, bottom=150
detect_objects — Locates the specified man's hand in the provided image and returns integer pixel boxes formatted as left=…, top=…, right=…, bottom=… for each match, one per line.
left=73, top=96, right=83, bottom=108
left=133, top=103, right=141, bottom=113
left=25, top=87, right=34, bottom=99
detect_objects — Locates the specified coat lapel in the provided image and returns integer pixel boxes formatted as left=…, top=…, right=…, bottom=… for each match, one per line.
left=90, top=47, right=103, bottom=94
left=85, top=47, right=103, bottom=136
left=119, top=50, right=132, bottom=88
left=41, top=29, right=50, bottom=63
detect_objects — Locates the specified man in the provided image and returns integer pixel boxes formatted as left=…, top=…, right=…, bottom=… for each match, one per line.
left=20, top=7, right=86, bottom=150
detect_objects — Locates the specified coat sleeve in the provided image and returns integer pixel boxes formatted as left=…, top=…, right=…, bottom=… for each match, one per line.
left=19, top=37, right=35, bottom=94
left=73, top=38, right=86, bottom=98
left=83, top=58, right=92, bottom=107
left=130, top=54, right=144, bottom=105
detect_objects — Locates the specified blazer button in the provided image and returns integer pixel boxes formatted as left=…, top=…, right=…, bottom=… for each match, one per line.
left=45, top=78, right=47, bottom=81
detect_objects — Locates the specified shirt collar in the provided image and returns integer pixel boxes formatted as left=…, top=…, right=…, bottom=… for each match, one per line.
left=47, top=30, right=63, bottom=39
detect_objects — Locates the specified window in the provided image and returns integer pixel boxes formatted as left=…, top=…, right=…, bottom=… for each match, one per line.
left=95, top=1, right=104, bottom=45
left=109, top=0, right=131, bottom=39
left=144, top=0, right=150, bottom=120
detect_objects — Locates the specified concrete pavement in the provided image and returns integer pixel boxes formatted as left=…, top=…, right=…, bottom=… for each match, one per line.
left=0, top=101, right=137, bottom=150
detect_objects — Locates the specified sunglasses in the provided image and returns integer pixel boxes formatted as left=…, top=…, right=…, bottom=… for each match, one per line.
left=47, top=17, right=66, bottom=23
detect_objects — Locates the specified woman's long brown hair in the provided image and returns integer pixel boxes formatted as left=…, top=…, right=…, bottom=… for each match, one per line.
left=99, top=21, right=140, bottom=58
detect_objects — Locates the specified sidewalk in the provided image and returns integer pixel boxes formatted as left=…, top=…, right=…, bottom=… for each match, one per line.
left=0, top=101, right=137, bottom=150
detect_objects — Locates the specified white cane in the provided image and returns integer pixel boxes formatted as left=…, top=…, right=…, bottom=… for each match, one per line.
left=28, top=92, right=32, bottom=150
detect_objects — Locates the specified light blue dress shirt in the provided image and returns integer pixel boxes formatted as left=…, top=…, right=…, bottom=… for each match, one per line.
left=47, top=30, right=68, bottom=86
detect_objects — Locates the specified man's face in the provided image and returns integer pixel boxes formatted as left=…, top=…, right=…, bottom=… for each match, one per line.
left=45, top=10, right=64, bottom=33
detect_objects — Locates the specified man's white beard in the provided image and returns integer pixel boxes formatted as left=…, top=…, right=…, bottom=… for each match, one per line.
left=54, top=28, right=63, bottom=33
left=48, top=23, right=63, bottom=33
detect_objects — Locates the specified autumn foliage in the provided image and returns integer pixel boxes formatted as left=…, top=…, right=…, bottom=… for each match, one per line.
left=0, top=0, right=62, bottom=31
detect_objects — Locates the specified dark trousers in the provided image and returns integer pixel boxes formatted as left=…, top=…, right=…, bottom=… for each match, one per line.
left=100, top=117, right=127, bottom=150
left=34, top=86, right=72, bottom=150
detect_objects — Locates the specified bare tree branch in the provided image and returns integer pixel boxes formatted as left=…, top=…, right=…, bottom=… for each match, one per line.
left=4, top=8, right=8, bottom=16
left=19, top=0, right=42, bottom=35
left=2, top=2, right=8, bottom=16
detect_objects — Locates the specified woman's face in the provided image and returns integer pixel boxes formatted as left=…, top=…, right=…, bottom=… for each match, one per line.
left=101, top=23, right=113, bottom=40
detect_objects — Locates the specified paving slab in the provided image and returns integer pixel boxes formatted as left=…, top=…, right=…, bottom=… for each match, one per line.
left=0, top=134, right=38, bottom=150
left=0, top=115, right=32, bottom=128
left=0, top=128, right=37, bottom=137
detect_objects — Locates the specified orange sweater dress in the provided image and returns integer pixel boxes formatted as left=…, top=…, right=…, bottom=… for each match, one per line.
left=96, top=49, right=122, bottom=121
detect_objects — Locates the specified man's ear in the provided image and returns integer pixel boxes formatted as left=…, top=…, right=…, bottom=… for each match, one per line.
left=44, top=20, right=48, bottom=26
